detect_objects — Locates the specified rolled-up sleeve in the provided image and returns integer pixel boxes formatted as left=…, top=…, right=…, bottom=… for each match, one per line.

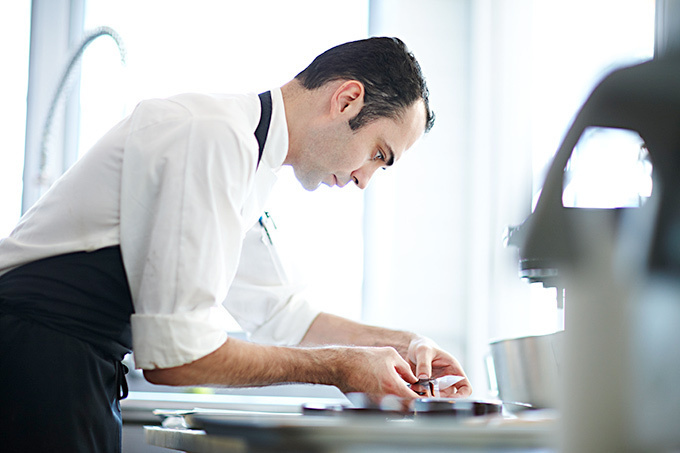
left=224, top=221, right=321, bottom=346
left=120, top=98, right=257, bottom=369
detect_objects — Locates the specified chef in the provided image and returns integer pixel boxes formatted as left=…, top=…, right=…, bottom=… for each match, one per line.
left=0, top=37, right=471, bottom=453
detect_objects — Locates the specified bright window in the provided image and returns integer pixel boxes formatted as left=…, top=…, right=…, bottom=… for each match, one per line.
left=0, top=2, right=31, bottom=237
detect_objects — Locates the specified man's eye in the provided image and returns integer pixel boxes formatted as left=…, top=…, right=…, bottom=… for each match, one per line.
left=374, top=150, right=385, bottom=161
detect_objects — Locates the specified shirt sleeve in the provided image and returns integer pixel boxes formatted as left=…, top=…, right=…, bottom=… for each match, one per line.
left=223, top=219, right=321, bottom=346
left=119, top=98, right=257, bottom=369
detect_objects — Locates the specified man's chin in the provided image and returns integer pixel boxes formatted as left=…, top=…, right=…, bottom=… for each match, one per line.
left=296, top=178, right=322, bottom=192
left=291, top=169, right=323, bottom=191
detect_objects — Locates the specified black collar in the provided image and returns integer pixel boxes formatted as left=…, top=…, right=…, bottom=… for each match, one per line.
left=254, top=91, right=272, bottom=168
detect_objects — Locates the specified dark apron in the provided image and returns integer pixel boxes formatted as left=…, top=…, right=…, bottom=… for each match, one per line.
left=0, top=246, right=133, bottom=453
left=0, top=91, right=272, bottom=453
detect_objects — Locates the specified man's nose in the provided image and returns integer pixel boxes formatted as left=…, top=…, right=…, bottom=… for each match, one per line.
left=351, top=165, right=379, bottom=190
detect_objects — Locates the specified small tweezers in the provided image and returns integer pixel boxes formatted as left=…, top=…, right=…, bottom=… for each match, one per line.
left=408, top=378, right=436, bottom=397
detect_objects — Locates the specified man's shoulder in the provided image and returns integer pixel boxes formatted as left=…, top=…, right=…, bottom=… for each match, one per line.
left=168, top=93, right=258, bottom=124
left=130, top=93, right=259, bottom=133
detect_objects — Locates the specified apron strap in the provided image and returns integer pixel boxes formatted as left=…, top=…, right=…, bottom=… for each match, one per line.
left=116, top=361, right=129, bottom=400
left=255, top=91, right=273, bottom=168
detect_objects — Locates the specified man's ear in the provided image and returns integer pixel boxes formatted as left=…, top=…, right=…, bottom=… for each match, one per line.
left=330, top=80, right=365, bottom=118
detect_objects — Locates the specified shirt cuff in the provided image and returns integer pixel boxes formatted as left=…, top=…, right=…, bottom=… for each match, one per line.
left=247, top=293, right=321, bottom=346
left=131, top=307, right=230, bottom=369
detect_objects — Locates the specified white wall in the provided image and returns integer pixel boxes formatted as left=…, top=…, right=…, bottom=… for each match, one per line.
left=364, top=0, right=534, bottom=396
left=364, top=0, right=655, bottom=397
left=364, top=0, right=473, bottom=360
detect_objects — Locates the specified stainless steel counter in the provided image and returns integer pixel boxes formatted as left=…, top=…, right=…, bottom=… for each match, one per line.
left=121, top=386, right=350, bottom=452
left=144, top=420, right=557, bottom=452
left=138, top=402, right=558, bottom=452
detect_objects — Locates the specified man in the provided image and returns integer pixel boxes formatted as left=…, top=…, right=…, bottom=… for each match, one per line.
left=0, top=37, right=471, bottom=452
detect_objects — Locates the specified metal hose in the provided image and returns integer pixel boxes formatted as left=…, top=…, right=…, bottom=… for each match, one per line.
left=38, top=26, right=126, bottom=187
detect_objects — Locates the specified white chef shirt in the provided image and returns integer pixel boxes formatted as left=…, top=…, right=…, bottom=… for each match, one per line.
left=0, top=88, right=320, bottom=369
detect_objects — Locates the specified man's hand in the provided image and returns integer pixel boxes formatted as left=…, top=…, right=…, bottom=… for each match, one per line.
left=300, top=313, right=473, bottom=398
left=332, top=346, right=419, bottom=398
left=407, top=336, right=472, bottom=397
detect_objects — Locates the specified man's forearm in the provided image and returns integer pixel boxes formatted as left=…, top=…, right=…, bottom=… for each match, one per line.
left=299, top=312, right=417, bottom=359
left=143, top=333, right=419, bottom=397
left=144, top=336, right=342, bottom=388
left=143, top=312, right=470, bottom=398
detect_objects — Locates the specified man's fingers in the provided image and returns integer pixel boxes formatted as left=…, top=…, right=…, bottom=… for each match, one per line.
left=453, top=379, right=473, bottom=397
left=410, top=341, right=435, bottom=379
left=394, top=355, right=418, bottom=383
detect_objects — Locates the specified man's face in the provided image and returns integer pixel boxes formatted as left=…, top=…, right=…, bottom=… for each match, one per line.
left=292, top=100, right=426, bottom=191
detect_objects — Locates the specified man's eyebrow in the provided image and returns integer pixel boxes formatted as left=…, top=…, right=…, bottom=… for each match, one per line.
left=384, top=144, right=395, bottom=166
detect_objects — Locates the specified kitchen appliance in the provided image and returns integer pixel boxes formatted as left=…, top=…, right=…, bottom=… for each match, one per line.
left=505, top=55, right=680, bottom=452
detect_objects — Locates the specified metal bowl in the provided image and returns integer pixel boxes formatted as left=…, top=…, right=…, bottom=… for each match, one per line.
left=489, top=331, right=564, bottom=409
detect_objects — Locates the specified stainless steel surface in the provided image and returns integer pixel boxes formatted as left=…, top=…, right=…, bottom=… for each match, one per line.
left=413, top=398, right=503, bottom=417
left=138, top=391, right=559, bottom=452
left=147, top=410, right=558, bottom=453
left=122, top=390, right=347, bottom=423
left=489, top=332, right=563, bottom=409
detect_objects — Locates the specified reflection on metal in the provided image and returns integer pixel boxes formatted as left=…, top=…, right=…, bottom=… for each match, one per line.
left=38, top=26, right=126, bottom=192
left=562, top=127, right=652, bottom=209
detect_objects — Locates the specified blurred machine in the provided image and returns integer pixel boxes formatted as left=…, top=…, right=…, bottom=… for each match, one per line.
left=507, top=56, right=680, bottom=452
left=508, top=56, right=680, bottom=290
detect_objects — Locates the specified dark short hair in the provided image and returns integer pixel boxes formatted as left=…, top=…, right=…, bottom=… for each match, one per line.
left=295, top=37, right=435, bottom=133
